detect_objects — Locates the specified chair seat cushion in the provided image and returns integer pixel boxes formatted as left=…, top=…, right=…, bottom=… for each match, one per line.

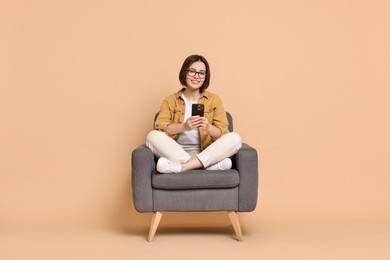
left=152, top=169, right=240, bottom=190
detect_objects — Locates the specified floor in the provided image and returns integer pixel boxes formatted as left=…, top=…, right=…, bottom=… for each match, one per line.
left=1, top=212, right=390, bottom=260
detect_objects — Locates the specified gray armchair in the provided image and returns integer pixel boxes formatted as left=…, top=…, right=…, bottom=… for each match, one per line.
left=132, top=112, right=258, bottom=241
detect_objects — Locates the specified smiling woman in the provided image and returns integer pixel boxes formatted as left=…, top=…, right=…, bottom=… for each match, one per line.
left=146, top=54, right=242, bottom=173
left=179, top=55, right=210, bottom=92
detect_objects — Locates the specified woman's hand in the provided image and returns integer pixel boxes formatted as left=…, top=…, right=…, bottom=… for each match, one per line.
left=184, top=116, right=221, bottom=139
left=198, top=117, right=210, bottom=131
left=184, top=116, right=203, bottom=131
left=200, top=117, right=221, bottom=139
left=167, top=116, right=208, bottom=135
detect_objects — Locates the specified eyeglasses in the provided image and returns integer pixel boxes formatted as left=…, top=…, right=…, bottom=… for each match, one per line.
left=187, top=69, right=206, bottom=79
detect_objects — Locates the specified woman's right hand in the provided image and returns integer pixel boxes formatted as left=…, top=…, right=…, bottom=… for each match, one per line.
left=184, top=116, right=203, bottom=131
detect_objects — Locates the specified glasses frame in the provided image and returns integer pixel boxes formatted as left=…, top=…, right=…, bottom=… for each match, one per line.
left=186, top=69, right=207, bottom=79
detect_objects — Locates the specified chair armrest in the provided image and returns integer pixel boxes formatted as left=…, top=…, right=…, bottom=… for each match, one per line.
left=131, top=145, right=155, bottom=212
left=233, top=143, right=259, bottom=212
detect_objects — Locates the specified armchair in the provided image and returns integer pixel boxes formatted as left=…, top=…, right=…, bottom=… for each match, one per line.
left=131, top=112, right=258, bottom=241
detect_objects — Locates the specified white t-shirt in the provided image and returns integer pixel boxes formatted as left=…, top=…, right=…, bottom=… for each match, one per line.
left=177, top=95, right=200, bottom=154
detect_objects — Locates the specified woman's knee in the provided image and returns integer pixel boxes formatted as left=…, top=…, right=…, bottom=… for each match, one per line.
left=226, top=132, right=242, bottom=150
left=146, top=130, right=164, bottom=146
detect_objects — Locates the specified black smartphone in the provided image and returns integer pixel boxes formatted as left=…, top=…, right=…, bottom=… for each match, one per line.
left=191, top=103, right=204, bottom=117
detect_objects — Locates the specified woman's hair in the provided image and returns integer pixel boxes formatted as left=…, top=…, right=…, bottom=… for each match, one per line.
left=179, top=54, right=211, bottom=91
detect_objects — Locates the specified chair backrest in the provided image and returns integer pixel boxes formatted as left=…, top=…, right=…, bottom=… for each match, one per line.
left=154, top=112, right=233, bottom=132
left=226, top=112, right=233, bottom=132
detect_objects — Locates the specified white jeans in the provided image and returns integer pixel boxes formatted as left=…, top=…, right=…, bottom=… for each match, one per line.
left=146, top=130, right=242, bottom=168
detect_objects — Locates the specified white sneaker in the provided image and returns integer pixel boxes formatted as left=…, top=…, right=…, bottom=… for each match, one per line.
left=206, top=158, right=232, bottom=171
left=156, top=157, right=182, bottom=173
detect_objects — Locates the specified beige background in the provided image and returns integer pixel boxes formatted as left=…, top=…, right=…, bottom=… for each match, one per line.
left=1, top=0, right=390, bottom=259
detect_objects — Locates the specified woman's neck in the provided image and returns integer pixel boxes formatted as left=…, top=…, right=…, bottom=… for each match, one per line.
left=183, top=89, right=201, bottom=101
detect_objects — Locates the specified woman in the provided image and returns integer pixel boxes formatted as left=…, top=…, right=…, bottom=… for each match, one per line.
left=146, top=54, right=242, bottom=173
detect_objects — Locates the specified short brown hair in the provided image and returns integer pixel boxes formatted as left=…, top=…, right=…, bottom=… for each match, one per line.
left=179, top=54, right=210, bottom=91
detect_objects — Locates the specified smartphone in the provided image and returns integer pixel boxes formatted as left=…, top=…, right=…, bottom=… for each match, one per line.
left=191, top=103, right=204, bottom=117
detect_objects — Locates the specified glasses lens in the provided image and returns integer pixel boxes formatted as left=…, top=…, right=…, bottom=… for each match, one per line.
left=198, top=72, right=206, bottom=79
left=188, top=70, right=196, bottom=77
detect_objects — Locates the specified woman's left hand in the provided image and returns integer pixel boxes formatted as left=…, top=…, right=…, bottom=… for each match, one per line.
left=199, top=117, right=222, bottom=139
left=199, top=117, right=210, bottom=132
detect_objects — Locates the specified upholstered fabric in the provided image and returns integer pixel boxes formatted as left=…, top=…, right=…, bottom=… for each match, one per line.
left=153, top=188, right=239, bottom=211
left=234, top=143, right=258, bottom=211
left=152, top=169, right=240, bottom=190
left=132, top=145, right=154, bottom=212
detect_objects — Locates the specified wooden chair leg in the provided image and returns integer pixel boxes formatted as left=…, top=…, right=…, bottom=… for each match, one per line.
left=148, top=211, right=163, bottom=242
left=228, top=211, right=243, bottom=241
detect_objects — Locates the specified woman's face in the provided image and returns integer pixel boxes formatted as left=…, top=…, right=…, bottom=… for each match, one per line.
left=185, top=61, right=206, bottom=91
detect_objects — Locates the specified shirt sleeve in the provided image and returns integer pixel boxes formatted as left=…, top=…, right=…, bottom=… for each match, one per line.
left=210, top=95, right=230, bottom=139
left=154, top=97, right=172, bottom=133
left=154, top=95, right=182, bottom=141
